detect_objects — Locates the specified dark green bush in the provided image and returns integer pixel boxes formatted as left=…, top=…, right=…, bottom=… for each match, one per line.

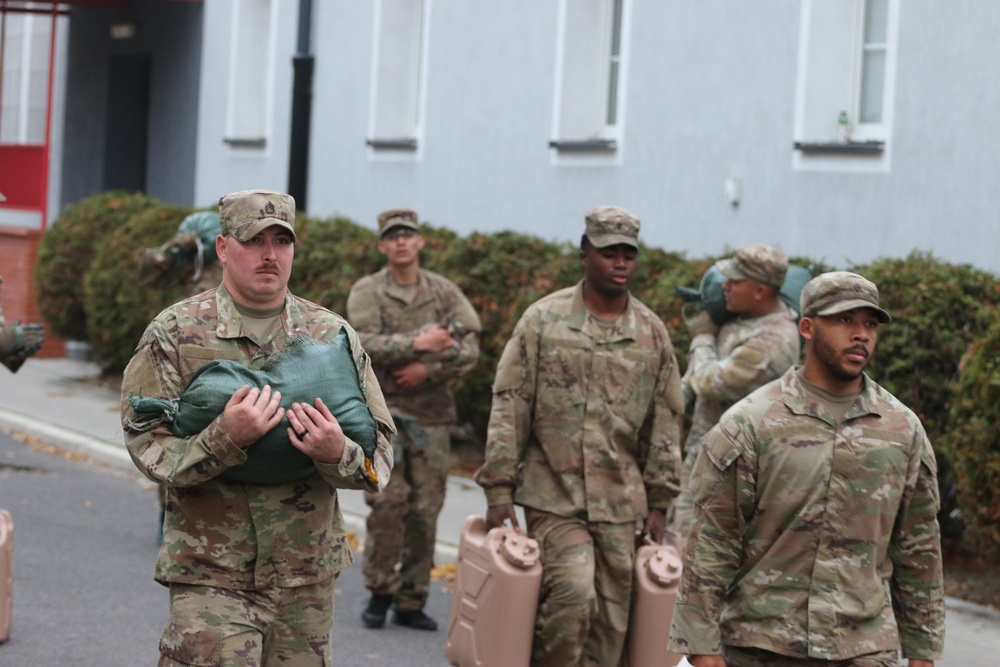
left=290, top=215, right=384, bottom=312
left=942, top=314, right=1000, bottom=562
left=852, top=253, right=1000, bottom=547
left=854, top=252, right=1000, bottom=441
left=35, top=191, right=161, bottom=340
left=83, top=204, right=195, bottom=372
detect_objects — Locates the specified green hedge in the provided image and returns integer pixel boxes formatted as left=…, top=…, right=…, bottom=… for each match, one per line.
left=83, top=205, right=195, bottom=372
left=35, top=191, right=162, bottom=341
left=40, top=194, right=1000, bottom=560
left=943, top=315, right=1000, bottom=559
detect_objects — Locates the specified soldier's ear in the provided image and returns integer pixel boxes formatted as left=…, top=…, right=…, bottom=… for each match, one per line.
left=799, top=316, right=814, bottom=341
left=216, top=235, right=228, bottom=264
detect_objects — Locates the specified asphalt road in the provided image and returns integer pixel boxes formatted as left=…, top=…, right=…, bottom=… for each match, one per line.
left=0, top=430, right=454, bottom=666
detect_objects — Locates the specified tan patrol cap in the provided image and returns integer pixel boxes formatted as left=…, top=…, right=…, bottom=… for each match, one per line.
left=584, top=206, right=640, bottom=249
left=800, top=271, right=891, bottom=323
left=715, top=244, right=788, bottom=288
left=218, top=190, right=296, bottom=242
left=377, top=208, right=420, bottom=237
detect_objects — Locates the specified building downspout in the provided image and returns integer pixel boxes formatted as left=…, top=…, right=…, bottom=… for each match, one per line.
left=287, top=0, right=313, bottom=211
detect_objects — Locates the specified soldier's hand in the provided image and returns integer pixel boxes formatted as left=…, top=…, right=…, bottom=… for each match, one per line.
left=20, top=322, right=45, bottom=355
left=683, top=305, right=719, bottom=338
left=413, top=324, right=455, bottom=353
left=690, top=656, right=727, bottom=667
left=391, top=361, right=429, bottom=390
left=642, top=509, right=667, bottom=545
left=223, top=384, right=285, bottom=449
left=486, top=503, right=520, bottom=532
left=286, top=398, right=346, bottom=464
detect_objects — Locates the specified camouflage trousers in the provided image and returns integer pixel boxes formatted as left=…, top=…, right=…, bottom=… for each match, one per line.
left=158, top=577, right=335, bottom=667
left=524, top=509, right=636, bottom=667
left=722, top=646, right=901, bottom=666
left=363, top=419, right=449, bottom=612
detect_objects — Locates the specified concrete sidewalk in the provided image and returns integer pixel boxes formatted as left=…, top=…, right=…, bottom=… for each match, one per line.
left=2, top=357, right=999, bottom=666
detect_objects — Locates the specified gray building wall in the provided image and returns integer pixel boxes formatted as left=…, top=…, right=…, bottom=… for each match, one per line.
left=184, top=0, right=1000, bottom=272
left=60, top=3, right=202, bottom=209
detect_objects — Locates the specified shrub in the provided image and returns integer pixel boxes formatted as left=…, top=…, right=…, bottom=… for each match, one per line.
left=83, top=204, right=195, bottom=372
left=35, top=191, right=161, bottom=341
left=942, top=314, right=1000, bottom=562
left=855, top=252, right=1000, bottom=441
left=290, top=215, right=384, bottom=312
left=852, top=252, right=1000, bottom=544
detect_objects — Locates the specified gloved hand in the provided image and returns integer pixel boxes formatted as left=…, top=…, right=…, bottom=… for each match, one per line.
left=1, top=321, right=45, bottom=373
left=682, top=304, right=719, bottom=338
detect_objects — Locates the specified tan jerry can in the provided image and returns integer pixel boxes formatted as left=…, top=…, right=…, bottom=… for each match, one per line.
left=624, top=543, right=684, bottom=667
left=0, top=509, right=13, bottom=644
left=445, top=515, right=542, bottom=667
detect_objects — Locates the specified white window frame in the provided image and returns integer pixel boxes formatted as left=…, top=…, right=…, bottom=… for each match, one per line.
left=224, top=0, right=276, bottom=149
left=550, top=0, right=630, bottom=165
left=792, top=0, right=899, bottom=173
left=1, top=10, right=51, bottom=145
left=366, top=0, right=430, bottom=160
left=850, top=0, right=888, bottom=142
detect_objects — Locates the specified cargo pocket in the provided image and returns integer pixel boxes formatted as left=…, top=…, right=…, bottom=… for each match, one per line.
left=159, top=623, right=223, bottom=667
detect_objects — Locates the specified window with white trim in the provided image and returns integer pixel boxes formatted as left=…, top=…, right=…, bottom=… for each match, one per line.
left=793, top=0, right=897, bottom=160
left=0, top=10, right=51, bottom=145
left=550, top=0, right=627, bottom=154
left=225, top=0, right=273, bottom=147
left=367, top=0, right=426, bottom=152
left=854, top=0, right=888, bottom=139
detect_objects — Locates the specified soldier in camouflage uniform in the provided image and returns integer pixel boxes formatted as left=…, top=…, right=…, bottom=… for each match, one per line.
left=121, top=190, right=395, bottom=667
left=671, top=244, right=800, bottom=545
left=474, top=206, right=684, bottom=667
left=347, top=208, right=481, bottom=632
left=669, top=272, right=944, bottom=667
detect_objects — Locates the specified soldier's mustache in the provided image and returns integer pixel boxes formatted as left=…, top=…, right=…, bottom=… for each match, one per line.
left=846, top=345, right=869, bottom=358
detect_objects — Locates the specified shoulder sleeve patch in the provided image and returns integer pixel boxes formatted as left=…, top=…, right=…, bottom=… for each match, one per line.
left=703, top=424, right=742, bottom=471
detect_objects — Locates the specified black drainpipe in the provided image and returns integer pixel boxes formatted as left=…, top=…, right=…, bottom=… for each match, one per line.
left=287, top=0, right=313, bottom=210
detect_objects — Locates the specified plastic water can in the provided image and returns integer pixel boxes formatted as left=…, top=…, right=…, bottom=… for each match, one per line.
left=445, top=515, right=542, bottom=667
left=624, top=543, right=684, bottom=667
left=0, top=509, right=13, bottom=643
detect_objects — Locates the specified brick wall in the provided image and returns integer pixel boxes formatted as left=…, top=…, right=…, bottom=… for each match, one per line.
left=0, top=226, right=64, bottom=358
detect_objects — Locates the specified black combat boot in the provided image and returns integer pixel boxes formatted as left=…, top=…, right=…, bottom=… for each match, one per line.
left=392, top=609, right=438, bottom=631
left=361, top=594, right=393, bottom=628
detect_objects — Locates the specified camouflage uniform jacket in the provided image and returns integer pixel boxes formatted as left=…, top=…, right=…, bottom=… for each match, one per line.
left=670, top=367, right=944, bottom=661
left=346, top=267, right=481, bottom=424
left=682, top=304, right=799, bottom=456
left=121, top=285, right=395, bottom=590
left=474, top=282, right=685, bottom=522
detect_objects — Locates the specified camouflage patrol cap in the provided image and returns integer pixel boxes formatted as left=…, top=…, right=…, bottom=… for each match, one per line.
left=377, top=208, right=420, bottom=237
left=584, top=206, right=639, bottom=249
left=800, top=271, right=891, bottom=322
left=218, top=190, right=296, bottom=242
left=715, top=244, right=788, bottom=288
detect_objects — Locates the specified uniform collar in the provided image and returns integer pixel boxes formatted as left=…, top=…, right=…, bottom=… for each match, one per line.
left=568, top=280, right=637, bottom=343
left=781, top=366, right=883, bottom=425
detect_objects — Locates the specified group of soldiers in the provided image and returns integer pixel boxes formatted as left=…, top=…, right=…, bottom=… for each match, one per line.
left=117, top=189, right=943, bottom=667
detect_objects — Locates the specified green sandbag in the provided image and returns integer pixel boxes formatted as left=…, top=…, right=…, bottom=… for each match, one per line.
left=176, top=211, right=221, bottom=264
left=676, top=264, right=813, bottom=325
left=129, top=330, right=377, bottom=485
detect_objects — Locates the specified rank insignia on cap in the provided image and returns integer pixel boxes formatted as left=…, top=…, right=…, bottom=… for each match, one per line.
left=264, top=201, right=276, bottom=215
